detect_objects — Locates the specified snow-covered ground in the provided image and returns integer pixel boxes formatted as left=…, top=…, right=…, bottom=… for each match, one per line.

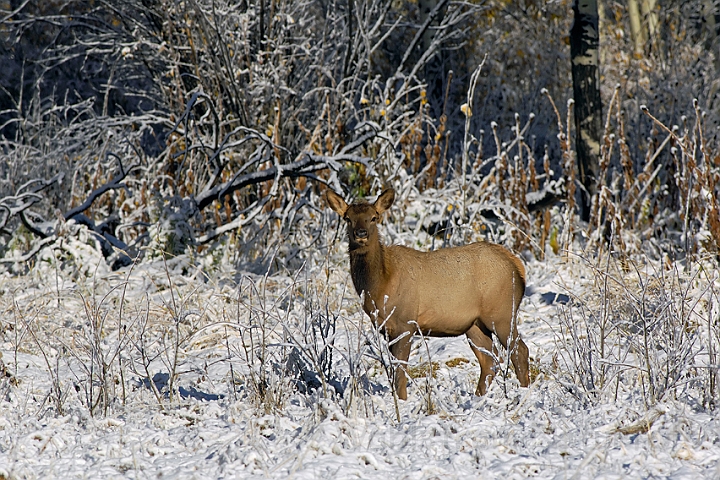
left=1, top=228, right=719, bottom=479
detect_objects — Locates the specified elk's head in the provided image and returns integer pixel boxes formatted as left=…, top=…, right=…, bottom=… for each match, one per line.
left=326, top=188, right=395, bottom=252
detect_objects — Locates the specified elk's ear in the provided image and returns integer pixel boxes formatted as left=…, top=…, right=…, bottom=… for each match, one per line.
left=325, top=189, right=348, bottom=216
left=374, top=188, right=395, bottom=214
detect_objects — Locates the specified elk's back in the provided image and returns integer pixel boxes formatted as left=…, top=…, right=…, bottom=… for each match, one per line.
left=382, top=242, right=525, bottom=336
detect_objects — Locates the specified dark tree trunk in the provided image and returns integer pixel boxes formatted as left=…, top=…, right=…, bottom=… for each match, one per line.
left=570, top=0, right=603, bottom=222
left=702, top=0, right=720, bottom=71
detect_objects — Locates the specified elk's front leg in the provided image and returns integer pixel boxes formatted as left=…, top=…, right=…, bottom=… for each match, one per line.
left=389, top=332, right=412, bottom=400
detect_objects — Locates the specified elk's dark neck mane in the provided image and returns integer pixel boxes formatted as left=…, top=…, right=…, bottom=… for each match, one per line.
left=348, top=241, right=387, bottom=297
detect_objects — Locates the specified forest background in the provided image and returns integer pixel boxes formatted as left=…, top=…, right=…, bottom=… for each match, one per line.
left=1, top=0, right=719, bottom=266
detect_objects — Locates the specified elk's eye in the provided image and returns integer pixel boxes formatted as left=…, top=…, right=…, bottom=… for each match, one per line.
left=371, top=216, right=378, bottom=223
left=343, top=216, right=350, bottom=223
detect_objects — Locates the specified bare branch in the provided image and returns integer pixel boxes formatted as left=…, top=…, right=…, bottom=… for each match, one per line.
left=0, top=235, right=56, bottom=264
left=395, top=0, right=450, bottom=76
left=64, top=164, right=140, bottom=221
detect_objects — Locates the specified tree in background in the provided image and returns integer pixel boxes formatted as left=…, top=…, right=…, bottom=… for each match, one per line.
left=627, top=0, right=659, bottom=56
left=570, top=0, right=603, bottom=222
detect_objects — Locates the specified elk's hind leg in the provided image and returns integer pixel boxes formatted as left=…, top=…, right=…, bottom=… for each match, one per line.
left=493, top=322, right=530, bottom=388
left=466, top=324, right=497, bottom=395
left=510, top=336, right=530, bottom=387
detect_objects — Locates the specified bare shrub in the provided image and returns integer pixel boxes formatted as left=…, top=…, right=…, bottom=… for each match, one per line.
left=552, top=249, right=717, bottom=408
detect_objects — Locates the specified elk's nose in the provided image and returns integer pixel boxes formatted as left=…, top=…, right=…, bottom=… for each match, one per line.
left=355, top=228, right=368, bottom=239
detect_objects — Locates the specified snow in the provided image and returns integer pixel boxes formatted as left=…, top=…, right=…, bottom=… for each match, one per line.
left=1, top=230, right=720, bottom=479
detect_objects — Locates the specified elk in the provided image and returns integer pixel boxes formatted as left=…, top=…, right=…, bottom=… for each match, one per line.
left=326, top=188, right=530, bottom=400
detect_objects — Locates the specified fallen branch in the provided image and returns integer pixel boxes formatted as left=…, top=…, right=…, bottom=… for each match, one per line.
left=0, top=235, right=56, bottom=264
left=616, top=406, right=666, bottom=435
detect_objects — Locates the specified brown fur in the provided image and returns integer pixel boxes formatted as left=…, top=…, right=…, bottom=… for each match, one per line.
left=326, top=188, right=530, bottom=399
